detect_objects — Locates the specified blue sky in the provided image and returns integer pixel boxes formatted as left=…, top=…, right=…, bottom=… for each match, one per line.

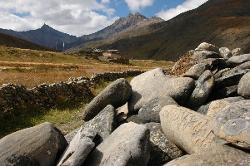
left=0, top=0, right=208, bottom=36
left=105, top=0, right=184, bottom=17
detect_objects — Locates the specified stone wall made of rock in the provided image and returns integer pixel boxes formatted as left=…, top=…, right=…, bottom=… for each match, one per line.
left=0, top=70, right=144, bottom=118
left=90, top=70, right=144, bottom=84
left=0, top=77, right=93, bottom=118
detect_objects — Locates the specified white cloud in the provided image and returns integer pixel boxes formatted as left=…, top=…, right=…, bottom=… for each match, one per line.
left=125, top=0, right=154, bottom=11
left=101, top=0, right=110, bottom=4
left=0, top=0, right=118, bottom=36
left=157, top=0, right=208, bottom=20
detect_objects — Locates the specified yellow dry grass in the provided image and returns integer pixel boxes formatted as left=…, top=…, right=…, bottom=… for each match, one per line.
left=0, top=46, right=173, bottom=87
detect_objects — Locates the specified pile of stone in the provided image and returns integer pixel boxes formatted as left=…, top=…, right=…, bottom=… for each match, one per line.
left=0, top=42, right=249, bottom=165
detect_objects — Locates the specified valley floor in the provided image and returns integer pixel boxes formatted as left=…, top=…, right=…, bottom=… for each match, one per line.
left=0, top=46, right=173, bottom=137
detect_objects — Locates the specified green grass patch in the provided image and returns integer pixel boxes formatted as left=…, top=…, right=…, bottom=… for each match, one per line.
left=0, top=107, right=84, bottom=138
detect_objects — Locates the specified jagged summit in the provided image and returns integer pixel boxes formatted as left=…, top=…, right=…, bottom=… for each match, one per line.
left=40, top=23, right=55, bottom=31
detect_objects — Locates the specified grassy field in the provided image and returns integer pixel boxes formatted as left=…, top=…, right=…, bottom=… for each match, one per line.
left=0, top=46, right=173, bottom=138
left=0, top=46, right=173, bottom=87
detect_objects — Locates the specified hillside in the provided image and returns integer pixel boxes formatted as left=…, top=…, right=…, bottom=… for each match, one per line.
left=0, top=33, right=49, bottom=51
left=0, top=24, right=77, bottom=51
left=95, top=0, right=250, bottom=60
left=68, top=13, right=164, bottom=50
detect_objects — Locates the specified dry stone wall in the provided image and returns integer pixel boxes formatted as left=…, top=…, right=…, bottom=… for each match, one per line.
left=90, top=70, right=144, bottom=84
left=0, top=70, right=144, bottom=118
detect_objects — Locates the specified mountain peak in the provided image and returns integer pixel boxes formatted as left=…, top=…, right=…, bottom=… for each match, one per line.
left=41, top=23, right=53, bottom=30
left=128, top=12, right=147, bottom=19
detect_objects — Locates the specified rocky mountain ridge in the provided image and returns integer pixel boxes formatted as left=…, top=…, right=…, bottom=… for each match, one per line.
left=0, top=24, right=77, bottom=51
left=97, top=0, right=250, bottom=60
left=0, top=32, right=49, bottom=50
left=0, top=13, right=164, bottom=52
left=68, top=13, right=164, bottom=50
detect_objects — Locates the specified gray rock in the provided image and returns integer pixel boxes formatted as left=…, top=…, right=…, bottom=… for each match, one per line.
left=129, top=68, right=194, bottom=112
left=211, top=68, right=247, bottom=99
left=213, top=100, right=250, bottom=149
left=57, top=129, right=95, bottom=166
left=197, top=96, right=244, bottom=114
left=65, top=128, right=80, bottom=143
left=219, top=47, right=232, bottom=59
left=126, top=115, right=144, bottom=124
left=227, top=53, right=250, bottom=66
left=191, top=50, right=221, bottom=61
left=146, top=123, right=183, bottom=166
left=238, top=72, right=250, bottom=99
left=67, top=105, right=116, bottom=145
left=237, top=61, right=250, bottom=70
left=188, top=70, right=214, bottom=108
left=83, top=78, right=131, bottom=121
left=160, top=105, right=221, bottom=154
left=231, top=48, right=243, bottom=56
left=183, top=63, right=210, bottom=79
left=195, top=42, right=219, bottom=53
left=85, top=122, right=150, bottom=166
left=0, top=122, right=67, bottom=166
left=83, top=105, right=116, bottom=144
left=215, top=68, right=246, bottom=88
left=138, top=96, right=177, bottom=123
left=164, top=145, right=250, bottom=166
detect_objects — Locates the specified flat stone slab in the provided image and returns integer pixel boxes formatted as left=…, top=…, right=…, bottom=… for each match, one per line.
left=160, top=105, right=220, bottom=154
left=164, top=146, right=250, bottom=166
left=213, top=100, right=250, bottom=149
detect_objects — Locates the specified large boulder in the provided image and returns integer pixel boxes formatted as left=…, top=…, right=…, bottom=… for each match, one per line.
left=195, top=42, right=219, bottom=53
left=83, top=78, right=131, bottom=121
left=57, top=129, right=95, bottom=166
left=227, top=53, right=250, bottom=66
left=160, top=105, right=221, bottom=154
left=85, top=122, right=150, bottom=166
left=138, top=96, right=178, bottom=123
left=146, top=123, right=183, bottom=165
left=164, top=146, right=250, bottom=166
left=0, top=122, right=67, bottom=166
left=219, top=47, right=232, bottom=59
left=213, top=100, right=250, bottom=149
left=188, top=70, right=214, bottom=108
left=238, top=72, right=250, bottom=99
left=129, top=68, right=194, bottom=112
